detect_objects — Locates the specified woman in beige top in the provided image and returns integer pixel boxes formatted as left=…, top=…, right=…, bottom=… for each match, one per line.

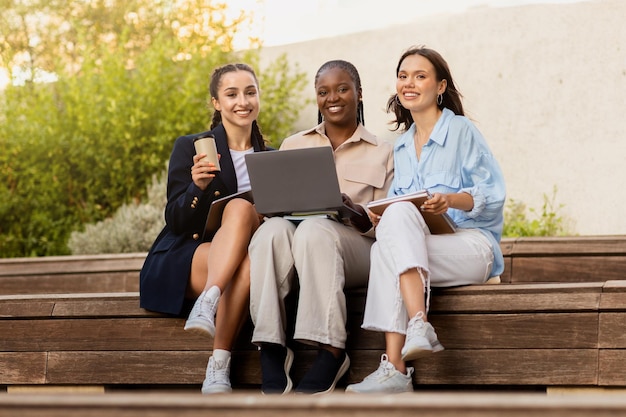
left=248, top=60, right=394, bottom=394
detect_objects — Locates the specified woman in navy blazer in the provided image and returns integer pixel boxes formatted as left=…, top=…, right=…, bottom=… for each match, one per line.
left=140, top=63, right=269, bottom=394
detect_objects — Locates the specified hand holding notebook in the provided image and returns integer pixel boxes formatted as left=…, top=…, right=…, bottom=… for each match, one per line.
left=367, top=190, right=456, bottom=234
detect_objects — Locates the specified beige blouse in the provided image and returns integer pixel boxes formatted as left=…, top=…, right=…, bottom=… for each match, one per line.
left=280, top=122, right=394, bottom=236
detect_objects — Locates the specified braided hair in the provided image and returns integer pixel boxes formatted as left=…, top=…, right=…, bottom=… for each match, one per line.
left=314, top=60, right=365, bottom=126
left=208, top=63, right=266, bottom=150
left=387, top=46, right=464, bottom=133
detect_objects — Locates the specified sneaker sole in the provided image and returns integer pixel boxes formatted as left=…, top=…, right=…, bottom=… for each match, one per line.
left=401, top=342, right=444, bottom=362
left=283, top=347, right=294, bottom=394
left=261, top=347, right=294, bottom=395
left=183, top=320, right=216, bottom=337
left=201, top=384, right=232, bottom=394
left=311, top=354, right=350, bottom=396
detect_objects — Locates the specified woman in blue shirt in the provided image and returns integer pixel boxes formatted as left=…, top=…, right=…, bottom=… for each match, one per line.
left=346, top=46, right=506, bottom=393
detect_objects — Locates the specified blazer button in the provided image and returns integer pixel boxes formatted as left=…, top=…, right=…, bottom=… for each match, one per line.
left=214, top=191, right=221, bottom=197
left=192, top=233, right=200, bottom=240
left=191, top=204, right=196, bottom=209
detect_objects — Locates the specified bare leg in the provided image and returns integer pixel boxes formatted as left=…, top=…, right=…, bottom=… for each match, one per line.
left=213, top=256, right=251, bottom=350
left=399, top=267, right=427, bottom=320
left=188, top=198, right=260, bottom=298
left=385, top=332, right=407, bottom=373
left=384, top=267, right=428, bottom=373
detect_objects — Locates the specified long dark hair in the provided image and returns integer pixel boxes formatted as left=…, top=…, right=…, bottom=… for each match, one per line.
left=208, top=63, right=266, bottom=150
left=314, top=60, right=365, bottom=126
left=387, top=46, right=464, bottom=132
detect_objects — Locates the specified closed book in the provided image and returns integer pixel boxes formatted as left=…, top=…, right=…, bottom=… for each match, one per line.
left=367, top=190, right=456, bottom=234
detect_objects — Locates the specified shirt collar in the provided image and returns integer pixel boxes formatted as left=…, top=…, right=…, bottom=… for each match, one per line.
left=305, top=121, right=379, bottom=146
left=394, top=108, right=455, bottom=151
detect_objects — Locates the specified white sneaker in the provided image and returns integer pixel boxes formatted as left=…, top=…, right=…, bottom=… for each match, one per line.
left=184, top=286, right=220, bottom=336
left=401, top=311, right=444, bottom=361
left=201, top=356, right=232, bottom=394
left=345, top=354, right=413, bottom=394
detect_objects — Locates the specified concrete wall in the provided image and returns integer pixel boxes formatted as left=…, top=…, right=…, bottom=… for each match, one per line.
left=259, top=0, right=626, bottom=236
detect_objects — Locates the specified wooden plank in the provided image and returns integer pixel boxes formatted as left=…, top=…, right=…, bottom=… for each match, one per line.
left=599, top=280, right=626, bottom=310
left=0, top=318, right=210, bottom=352
left=599, top=350, right=626, bottom=386
left=39, top=348, right=600, bottom=387
left=0, top=273, right=138, bottom=295
left=599, top=313, right=626, bottom=348
left=46, top=351, right=209, bottom=385
left=5, top=392, right=626, bottom=417
left=432, top=282, right=602, bottom=313
left=349, top=349, right=598, bottom=386
left=0, top=353, right=47, bottom=384
left=510, top=257, right=626, bottom=283
left=0, top=293, right=148, bottom=318
left=510, top=236, right=626, bottom=256
left=347, top=313, right=599, bottom=350
left=501, top=256, right=512, bottom=283
left=433, top=313, right=598, bottom=349
left=0, top=253, right=146, bottom=277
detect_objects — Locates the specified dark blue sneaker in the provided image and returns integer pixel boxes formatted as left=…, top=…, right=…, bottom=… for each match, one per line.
left=295, top=349, right=350, bottom=395
left=260, top=344, right=294, bottom=394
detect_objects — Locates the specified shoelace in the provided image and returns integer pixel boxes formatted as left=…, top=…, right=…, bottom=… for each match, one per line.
left=365, top=354, right=395, bottom=380
left=207, top=358, right=230, bottom=383
left=406, top=311, right=427, bottom=341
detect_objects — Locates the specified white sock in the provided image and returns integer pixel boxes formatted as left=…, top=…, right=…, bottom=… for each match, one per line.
left=212, top=349, right=231, bottom=363
left=205, top=285, right=221, bottom=300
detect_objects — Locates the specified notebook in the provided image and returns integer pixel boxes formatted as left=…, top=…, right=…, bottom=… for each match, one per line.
left=367, top=190, right=457, bottom=234
left=244, top=147, right=360, bottom=219
left=203, top=189, right=254, bottom=239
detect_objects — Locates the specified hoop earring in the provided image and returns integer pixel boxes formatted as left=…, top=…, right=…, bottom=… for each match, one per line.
left=395, top=94, right=403, bottom=107
left=437, top=94, right=443, bottom=106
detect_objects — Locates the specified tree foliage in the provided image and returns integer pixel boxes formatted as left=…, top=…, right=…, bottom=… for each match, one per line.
left=0, top=0, right=307, bottom=257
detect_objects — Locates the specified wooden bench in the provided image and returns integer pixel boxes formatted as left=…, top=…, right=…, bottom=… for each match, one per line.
left=501, top=236, right=626, bottom=283
left=2, top=236, right=626, bottom=296
left=1, top=281, right=625, bottom=390
left=1, top=235, right=625, bottom=392
left=0, top=253, right=143, bottom=294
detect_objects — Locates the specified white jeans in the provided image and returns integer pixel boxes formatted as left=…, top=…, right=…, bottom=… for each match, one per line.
left=362, top=202, right=494, bottom=334
left=249, top=217, right=373, bottom=349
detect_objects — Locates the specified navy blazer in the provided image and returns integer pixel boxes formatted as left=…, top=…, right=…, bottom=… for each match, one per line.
left=139, top=124, right=269, bottom=315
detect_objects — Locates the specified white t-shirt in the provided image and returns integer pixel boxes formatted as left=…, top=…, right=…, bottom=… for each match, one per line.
left=230, top=148, right=254, bottom=192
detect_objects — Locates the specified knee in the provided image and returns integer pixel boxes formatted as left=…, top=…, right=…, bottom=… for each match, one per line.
left=223, top=198, right=258, bottom=226
left=293, top=218, right=335, bottom=247
left=383, top=201, right=416, bottom=218
left=378, top=201, right=418, bottom=229
left=250, top=218, right=294, bottom=252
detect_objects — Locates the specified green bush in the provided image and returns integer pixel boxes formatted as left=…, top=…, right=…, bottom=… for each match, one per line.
left=0, top=1, right=307, bottom=257
left=68, top=169, right=166, bottom=254
left=503, top=186, right=574, bottom=237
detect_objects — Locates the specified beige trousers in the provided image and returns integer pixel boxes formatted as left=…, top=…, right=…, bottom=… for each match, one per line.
left=249, top=217, right=373, bottom=349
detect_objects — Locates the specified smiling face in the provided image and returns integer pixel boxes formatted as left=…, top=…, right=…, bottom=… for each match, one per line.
left=396, top=53, right=446, bottom=114
left=211, top=69, right=260, bottom=131
left=315, top=67, right=361, bottom=128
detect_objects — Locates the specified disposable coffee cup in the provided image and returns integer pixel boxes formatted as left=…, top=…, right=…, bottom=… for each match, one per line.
left=194, top=135, right=221, bottom=171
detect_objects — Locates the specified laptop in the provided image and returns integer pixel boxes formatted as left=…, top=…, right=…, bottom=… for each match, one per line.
left=244, top=147, right=360, bottom=219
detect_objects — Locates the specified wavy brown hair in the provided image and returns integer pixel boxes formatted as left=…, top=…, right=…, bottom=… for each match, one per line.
left=387, top=46, right=464, bottom=132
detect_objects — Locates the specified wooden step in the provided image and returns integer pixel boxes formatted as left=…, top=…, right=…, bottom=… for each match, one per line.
left=2, top=391, right=626, bottom=417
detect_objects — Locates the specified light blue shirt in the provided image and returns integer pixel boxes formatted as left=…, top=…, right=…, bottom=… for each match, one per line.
left=390, top=108, right=506, bottom=276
